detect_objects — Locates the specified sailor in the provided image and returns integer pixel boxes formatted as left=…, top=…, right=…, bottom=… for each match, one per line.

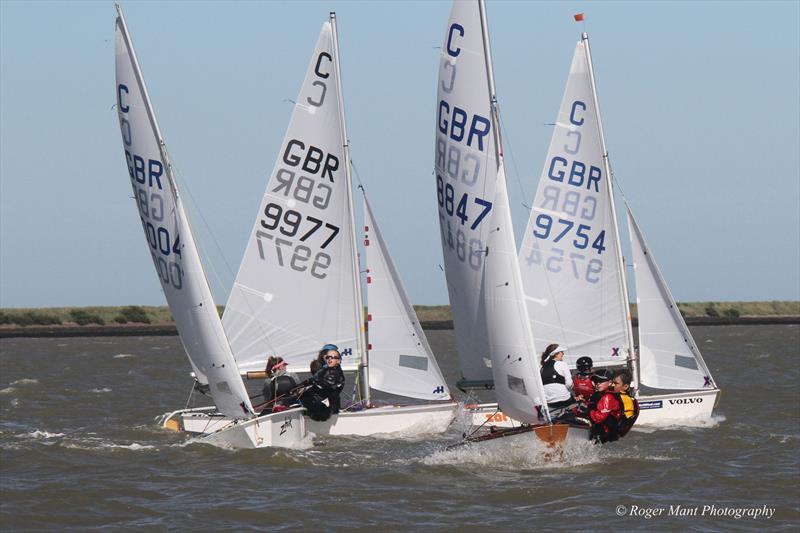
left=572, top=356, right=595, bottom=402
left=262, top=356, right=300, bottom=413
left=610, top=370, right=639, bottom=438
left=299, top=345, right=346, bottom=421
left=588, top=369, right=623, bottom=443
left=540, top=344, right=575, bottom=410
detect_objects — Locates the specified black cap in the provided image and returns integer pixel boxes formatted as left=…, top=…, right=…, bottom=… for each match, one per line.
left=591, top=368, right=614, bottom=383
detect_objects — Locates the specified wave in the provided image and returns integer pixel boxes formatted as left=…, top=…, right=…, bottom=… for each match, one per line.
left=423, top=434, right=605, bottom=470
left=634, top=413, right=725, bottom=431
left=90, top=388, right=113, bottom=393
left=0, top=378, right=39, bottom=394
left=113, top=353, right=136, bottom=359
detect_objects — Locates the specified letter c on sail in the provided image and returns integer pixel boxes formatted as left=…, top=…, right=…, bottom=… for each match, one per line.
left=117, top=84, right=129, bottom=113
left=569, top=100, right=586, bottom=126
left=446, top=23, right=464, bottom=57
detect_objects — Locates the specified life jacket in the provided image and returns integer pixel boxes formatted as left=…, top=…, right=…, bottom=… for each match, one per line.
left=614, top=391, right=639, bottom=437
left=263, top=374, right=298, bottom=404
left=541, top=359, right=565, bottom=385
left=573, top=374, right=594, bottom=400
left=589, top=392, right=622, bottom=443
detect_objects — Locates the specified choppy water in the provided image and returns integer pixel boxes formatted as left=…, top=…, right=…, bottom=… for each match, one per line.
left=1, top=325, right=798, bottom=531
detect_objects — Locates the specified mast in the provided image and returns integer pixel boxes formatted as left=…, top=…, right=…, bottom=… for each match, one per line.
left=478, top=0, right=502, bottom=167
left=581, top=32, right=639, bottom=388
left=330, top=12, right=370, bottom=406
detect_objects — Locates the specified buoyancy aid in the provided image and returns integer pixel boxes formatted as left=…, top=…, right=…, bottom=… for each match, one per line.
left=573, top=374, right=594, bottom=400
left=614, top=391, right=639, bottom=437
left=263, top=374, right=298, bottom=404
left=589, top=392, right=622, bottom=443
left=541, top=359, right=565, bottom=385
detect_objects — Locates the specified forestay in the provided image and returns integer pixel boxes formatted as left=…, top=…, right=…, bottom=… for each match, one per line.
left=518, top=40, right=629, bottom=366
left=484, top=165, right=549, bottom=424
left=626, top=205, right=716, bottom=390
left=114, top=7, right=253, bottom=418
left=435, top=1, right=499, bottom=382
left=223, top=22, right=361, bottom=374
left=363, top=197, right=450, bottom=401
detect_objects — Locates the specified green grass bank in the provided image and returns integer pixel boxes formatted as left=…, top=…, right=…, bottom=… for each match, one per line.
left=0, top=301, right=797, bottom=329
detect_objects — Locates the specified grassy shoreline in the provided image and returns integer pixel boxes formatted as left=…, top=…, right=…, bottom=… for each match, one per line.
left=0, top=301, right=798, bottom=329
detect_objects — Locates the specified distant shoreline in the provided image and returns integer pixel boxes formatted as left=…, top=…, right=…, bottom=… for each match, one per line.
left=1, top=316, right=798, bottom=338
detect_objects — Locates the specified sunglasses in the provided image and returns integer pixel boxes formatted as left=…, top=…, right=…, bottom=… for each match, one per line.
left=325, top=355, right=341, bottom=361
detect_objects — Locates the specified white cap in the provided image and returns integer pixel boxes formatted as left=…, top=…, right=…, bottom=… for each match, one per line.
left=550, top=345, right=568, bottom=358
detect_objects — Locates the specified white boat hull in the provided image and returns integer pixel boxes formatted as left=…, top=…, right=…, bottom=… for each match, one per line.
left=162, top=407, right=307, bottom=450
left=465, top=389, right=721, bottom=429
left=634, top=389, right=720, bottom=426
left=307, top=402, right=458, bottom=436
left=166, top=401, right=457, bottom=439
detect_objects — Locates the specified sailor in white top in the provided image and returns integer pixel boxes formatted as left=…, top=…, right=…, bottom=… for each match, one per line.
left=540, top=344, right=574, bottom=407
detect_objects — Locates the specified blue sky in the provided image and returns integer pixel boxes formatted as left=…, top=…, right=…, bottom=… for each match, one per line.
left=1, top=0, right=798, bottom=308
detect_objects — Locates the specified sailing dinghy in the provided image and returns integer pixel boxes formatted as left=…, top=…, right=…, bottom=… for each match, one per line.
left=167, top=13, right=456, bottom=438
left=437, top=0, right=588, bottom=448
left=114, top=5, right=306, bottom=449
left=466, top=26, right=720, bottom=429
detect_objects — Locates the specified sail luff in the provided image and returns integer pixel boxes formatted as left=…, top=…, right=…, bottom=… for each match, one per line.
left=581, top=32, right=638, bottom=385
left=329, top=12, right=369, bottom=404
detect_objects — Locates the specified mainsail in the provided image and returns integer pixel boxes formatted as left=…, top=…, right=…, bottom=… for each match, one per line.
left=518, top=38, right=631, bottom=367
left=115, top=6, right=253, bottom=418
left=626, top=205, right=716, bottom=390
left=223, top=21, right=362, bottom=374
left=363, top=197, right=450, bottom=400
left=435, top=0, right=499, bottom=382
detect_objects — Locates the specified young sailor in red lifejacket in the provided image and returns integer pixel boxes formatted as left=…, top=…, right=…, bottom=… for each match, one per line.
left=588, top=369, right=622, bottom=443
left=610, top=369, right=639, bottom=438
left=572, top=356, right=595, bottom=402
left=589, top=369, right=639, bottom=443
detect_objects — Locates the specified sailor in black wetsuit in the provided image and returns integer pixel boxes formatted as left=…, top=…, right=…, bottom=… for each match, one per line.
left=261, top=356, right=299, bottom=413
left=299, top=346, right=345, bottom=421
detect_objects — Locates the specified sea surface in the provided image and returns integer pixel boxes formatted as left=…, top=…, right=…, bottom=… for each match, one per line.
left=1, top=325, right=798, bottom=531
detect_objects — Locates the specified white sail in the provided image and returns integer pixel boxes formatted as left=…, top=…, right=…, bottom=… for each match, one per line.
left=484, top=164, right=549, bottom=424
left=518, top=40, right=630, bottom=366
left=626, top=205, right=716, bottom=390
left=223, top=22, right=361, bottom=374
left=435, top=1, right=499, bottom=382
left=363, top=197, right=450, bottom=400
left=114, top=7, right=254, bottom=419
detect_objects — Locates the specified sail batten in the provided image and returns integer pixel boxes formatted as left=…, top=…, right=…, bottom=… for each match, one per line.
left=115, top=7, right=253, bottom=419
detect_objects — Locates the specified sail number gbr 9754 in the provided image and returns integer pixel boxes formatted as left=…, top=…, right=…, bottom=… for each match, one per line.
left=524, top=99, right=607, bottom=284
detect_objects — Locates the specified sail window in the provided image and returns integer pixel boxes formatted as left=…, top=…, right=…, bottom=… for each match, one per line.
left=507, top=375, right=527, bottom=395
left=399, top=354, right=429, bottom=372
left=674, top=355, right=698, bottom=370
